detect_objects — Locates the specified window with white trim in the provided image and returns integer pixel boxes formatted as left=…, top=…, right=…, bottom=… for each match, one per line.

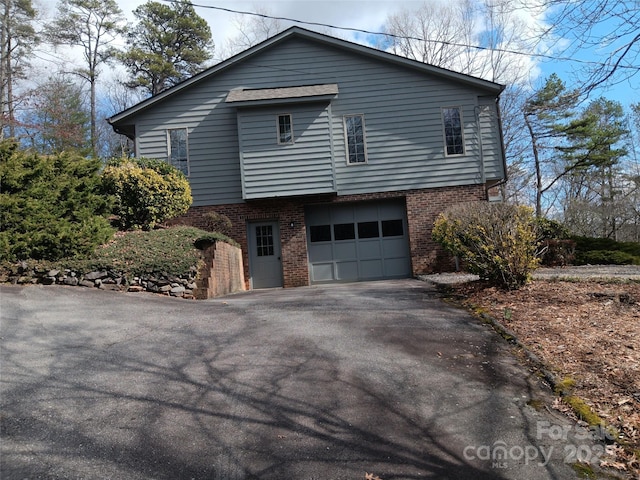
left=344, top=114, right=367, bottom=164
left=277, top=114, right=293, bottom=144
left=167, top=127, right=189, bottom=176
left=442, top=107, right=465, bottom=156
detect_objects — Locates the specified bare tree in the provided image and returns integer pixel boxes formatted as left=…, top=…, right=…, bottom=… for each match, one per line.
left=45, top=0, right=126, bottom=158
left=383, top=0, right=537, bottom=85
left=219, top=5, right=284, bottom=60
left=384, top=0, right=477, bottom=74
left=542, top=0, right=640, bottom=95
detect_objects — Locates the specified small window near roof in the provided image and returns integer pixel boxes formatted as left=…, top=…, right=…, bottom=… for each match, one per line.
left=167, top=127, right=189, bottom=176
left=277, top=114, right=293, bottom=144
left=442, top=107, right=465, bottom=156
left=344, top=114, right=367, bottom=164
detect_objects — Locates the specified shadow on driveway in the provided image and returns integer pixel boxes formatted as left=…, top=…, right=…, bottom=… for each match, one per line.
left=1, top=280, right=597, bottom=479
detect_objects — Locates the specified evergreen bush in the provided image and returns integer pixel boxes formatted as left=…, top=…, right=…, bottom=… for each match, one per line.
left=0, top=140, right=113, bottom=261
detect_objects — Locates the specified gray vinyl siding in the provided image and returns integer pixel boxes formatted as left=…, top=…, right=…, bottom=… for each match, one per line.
left=125, top=36, right=504, bottom=206
left=477, top=97, right=505, bottom=181
left=237, top=104, right=335, bottom=199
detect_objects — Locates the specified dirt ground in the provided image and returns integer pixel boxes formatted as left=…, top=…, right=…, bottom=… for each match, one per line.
left=447, top=278, right=640, bottom=476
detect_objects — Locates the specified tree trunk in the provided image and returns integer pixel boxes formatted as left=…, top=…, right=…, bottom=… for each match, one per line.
left=90, top=74, right=96, bottom=157
left=0, top=0, right=8, bottom=139
left=524, top=114, right=543, bottom=217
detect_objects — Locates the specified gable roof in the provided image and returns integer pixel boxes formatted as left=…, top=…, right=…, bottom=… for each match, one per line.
left=109, top=26, right=504, bottom=128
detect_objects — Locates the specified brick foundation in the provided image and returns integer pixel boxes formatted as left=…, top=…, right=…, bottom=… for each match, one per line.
left=176, top=185, right=487, bottom=289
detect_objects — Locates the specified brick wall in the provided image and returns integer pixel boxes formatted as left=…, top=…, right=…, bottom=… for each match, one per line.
left=405, top=185, right=486, bottom=272
left=178, top=184, right=487, bottom=289
left=194, top=241, right=246, bottom=299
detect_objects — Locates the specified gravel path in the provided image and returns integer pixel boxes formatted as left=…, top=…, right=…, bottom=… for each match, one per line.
left=420, top=265, right=640, bottom=285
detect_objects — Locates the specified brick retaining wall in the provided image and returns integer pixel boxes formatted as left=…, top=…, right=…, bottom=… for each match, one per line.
left=194, top=241, right=246, bottom=299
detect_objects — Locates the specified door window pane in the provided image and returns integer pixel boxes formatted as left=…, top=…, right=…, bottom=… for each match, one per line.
left=357, top=221, right=379, bottom=239
left=310, top=225, right=331, bottom=242
left=382, top=219, right=404, bottom=237
left=256, top=225, right=274, bottom=256
left=333, top=223, right=355, bottom=241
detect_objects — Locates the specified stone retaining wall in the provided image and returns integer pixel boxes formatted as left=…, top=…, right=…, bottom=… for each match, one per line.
left=2, top=241, right=245, bottom=299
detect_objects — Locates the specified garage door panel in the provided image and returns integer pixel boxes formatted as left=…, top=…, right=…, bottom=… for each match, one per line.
left=332, top=207, right=355, bottom=223
left=355, top=204, right=379, bottom=222
left=358, top=240, right=381, bottom=259
left=333, top=242, right=357, bottom=260
left=311, top=263, right=334, bottom=282
left=360, top=259, right=383, bottom=279
left=309, top=243, right=333, bottom=262
left=307, top=205, right=331, bottom=224
left=336, top=261, right=359, bottom=280
left=385, top=258, right=411, bottom=277
left=382, top=237, right=407, bottom=257
left=378, top=203, right=405, bottom=219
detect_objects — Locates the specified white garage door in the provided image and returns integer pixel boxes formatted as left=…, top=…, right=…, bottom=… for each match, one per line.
left=305, top=200, right=411, bottom=283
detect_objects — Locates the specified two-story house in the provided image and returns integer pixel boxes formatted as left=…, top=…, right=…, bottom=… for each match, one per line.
left=108, top=27, right=507, bottom=289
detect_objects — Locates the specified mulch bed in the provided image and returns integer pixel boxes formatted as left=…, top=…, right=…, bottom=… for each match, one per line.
left=449, top=280, right=640, bottom=476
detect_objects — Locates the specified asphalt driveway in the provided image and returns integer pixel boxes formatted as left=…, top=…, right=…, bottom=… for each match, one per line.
left=1, top=280, right=602, bottom=479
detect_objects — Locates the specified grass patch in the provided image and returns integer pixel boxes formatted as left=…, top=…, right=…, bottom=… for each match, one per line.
left=555, top=376, right=577, bottom=394
left=564, top=395, right=605, bottom=426
left=572, top=462, right=597, bottom=478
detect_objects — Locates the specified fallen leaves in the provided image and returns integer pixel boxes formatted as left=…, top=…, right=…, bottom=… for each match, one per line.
left=452, top=279, right=640, bottom=477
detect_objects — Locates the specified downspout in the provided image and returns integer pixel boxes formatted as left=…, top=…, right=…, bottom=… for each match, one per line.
left=474, top=105, right=487, bottom=197
left=488, top=96, right=509, bottom=197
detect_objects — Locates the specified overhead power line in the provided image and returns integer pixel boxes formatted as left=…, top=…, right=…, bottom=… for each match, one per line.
left=158, top=0, right=640, bottom=72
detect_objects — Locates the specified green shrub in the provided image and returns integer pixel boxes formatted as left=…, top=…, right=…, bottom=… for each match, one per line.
left=534, top=217, right=574, bottom=266
left=0, top=140, right=114, bottom=261
left=432, top=202, right=540, bottom=290
left=572, top=236, right=640, bottom=258
left=575, top=250, right=638, bottom=266
left=102, top=157, right=192, bottom=230
left=539, top=239, right=576, bottom=266
left=202, top=211, right=233, bottom=236
left=535, top=217, right=571, bottom=240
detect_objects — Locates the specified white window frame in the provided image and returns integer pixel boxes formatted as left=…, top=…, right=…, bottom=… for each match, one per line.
left=343, top=114, right=368, bottom=165
left=167, top=127, right=190, bottom=176
left=276, top=113, right=294, bottom=145
left=441, top=106, right=465, bottom=156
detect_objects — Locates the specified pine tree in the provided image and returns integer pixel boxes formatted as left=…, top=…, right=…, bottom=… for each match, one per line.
left=120, top=0, right=213, bottom=96
left=0, top=0, right=39, bottom=139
